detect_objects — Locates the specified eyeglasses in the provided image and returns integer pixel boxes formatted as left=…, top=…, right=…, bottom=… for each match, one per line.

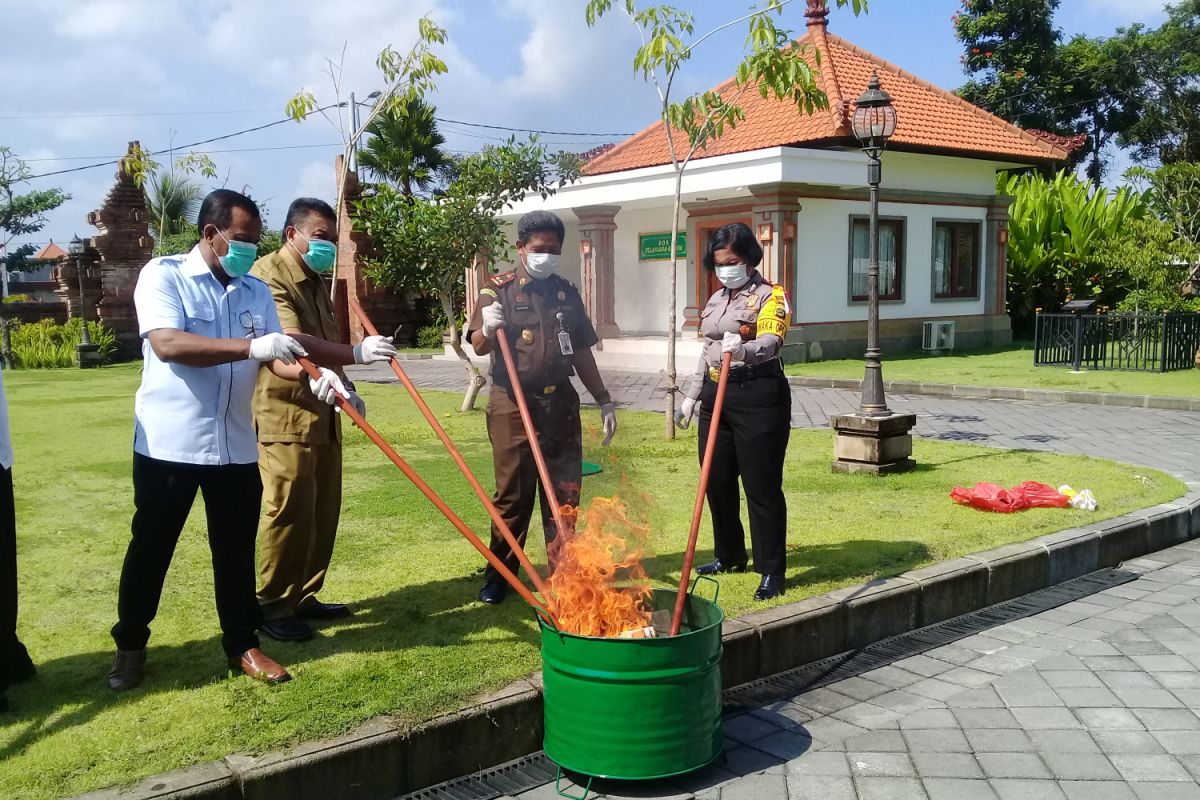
left=239, top=311, right=261, bottom=339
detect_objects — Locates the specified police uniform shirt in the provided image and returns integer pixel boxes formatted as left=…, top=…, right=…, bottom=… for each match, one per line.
left=133, top=246, right=283, bottom=466
left=686, top=269, right=790, bottom=400
left=467, top=267, right=598, bottom=390
left=251, top=246, right=345, bottom=445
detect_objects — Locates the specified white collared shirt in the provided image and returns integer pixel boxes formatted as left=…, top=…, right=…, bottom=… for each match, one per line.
left=133, top=246, right=282, bottom=466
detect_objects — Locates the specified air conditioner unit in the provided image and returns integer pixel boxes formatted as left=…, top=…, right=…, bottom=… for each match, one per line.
left=922, top=320, right=955, bottom=353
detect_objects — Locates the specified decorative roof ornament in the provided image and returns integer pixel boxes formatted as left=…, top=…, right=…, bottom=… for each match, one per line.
left=805, top=0, right=830, bottom=28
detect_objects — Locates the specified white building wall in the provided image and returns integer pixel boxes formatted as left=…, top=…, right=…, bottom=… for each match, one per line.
left=612, top=206, right=689, bottom=334
left=794, top=198, right=988, bottom=324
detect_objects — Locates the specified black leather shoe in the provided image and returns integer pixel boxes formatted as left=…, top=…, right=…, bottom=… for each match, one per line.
left=8, top=654, right=35, bottom=686
left=107, top=649, right=146, bottom=691
left=696, top=559, right=748, bottom=576
left=478, top=582, right=507, bottom=605
left=297, top=600, right=352, bottom=621
left=754, top=574, right=786, bottom=601
left=260, top=616, right=315, bottom=642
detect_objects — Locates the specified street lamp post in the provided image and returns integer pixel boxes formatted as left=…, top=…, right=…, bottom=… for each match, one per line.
left=349, top=90, right=383, bottom=173
left=830, top=72, right=915, bottom=475
left=68, top=234, right=99, bottom=368
left=850, top=71, right=897, bottom=417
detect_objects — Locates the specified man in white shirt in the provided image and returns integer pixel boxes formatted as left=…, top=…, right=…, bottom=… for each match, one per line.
left=0, top=365, right=34, bottom=712
left=108, top=189, right=348, bottom=690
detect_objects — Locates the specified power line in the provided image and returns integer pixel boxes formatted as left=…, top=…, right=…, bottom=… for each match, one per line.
left=22, top=142, right=344, bottom=163
left=434, top=116, right=632, bottom=137
left=0, top=108, right=277, bottom=121
left=25, top=104, right=345, bottom=180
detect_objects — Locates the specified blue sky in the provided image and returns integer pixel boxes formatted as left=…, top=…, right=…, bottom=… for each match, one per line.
left=0, top=0, right=1169, bottom=253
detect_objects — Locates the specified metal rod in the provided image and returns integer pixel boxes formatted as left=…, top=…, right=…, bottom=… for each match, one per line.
left=294, top=356, right=557, bottom=624
left=494, top=328, right=570, bottom=542
left=858, top=153, right=889, bottom=416
left=670, top=352, right=732, bottom=637
left=347, top=296, right=556, bottom=610
left=77, top=258, right=92, bottom=346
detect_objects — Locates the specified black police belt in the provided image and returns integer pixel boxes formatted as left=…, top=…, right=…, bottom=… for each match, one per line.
left=493, top=372, right=572, bottom=397
left=706, top=357, right=783, bottom=384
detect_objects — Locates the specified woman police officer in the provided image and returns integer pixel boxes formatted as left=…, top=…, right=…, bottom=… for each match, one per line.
left=674, top=222, right=792, bottom=601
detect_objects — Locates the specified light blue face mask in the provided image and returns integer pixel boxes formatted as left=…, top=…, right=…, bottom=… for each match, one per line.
left=292, top=232, right=337, bottom=273
left=216, top=230, right=257, bottom=277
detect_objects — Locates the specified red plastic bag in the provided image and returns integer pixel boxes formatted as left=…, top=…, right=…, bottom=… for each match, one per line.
left=950, top=481, right=1069, bottom=513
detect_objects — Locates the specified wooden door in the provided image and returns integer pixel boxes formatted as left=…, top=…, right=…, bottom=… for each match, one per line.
left=695, top=218, right=752, bottom=308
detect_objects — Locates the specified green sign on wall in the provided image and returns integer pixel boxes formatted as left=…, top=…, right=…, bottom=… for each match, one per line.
left=638, top=231, right=687, bottom=261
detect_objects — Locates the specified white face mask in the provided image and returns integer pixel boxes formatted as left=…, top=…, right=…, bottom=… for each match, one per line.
left=716, top=263, right=750, bottom=289
left=524, top=252, right=561, bottom=280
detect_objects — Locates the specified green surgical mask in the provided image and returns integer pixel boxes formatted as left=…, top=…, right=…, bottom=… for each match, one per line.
left=292, top=232, right=337, bottom=273
left=216, top=230, right=257, bottom=277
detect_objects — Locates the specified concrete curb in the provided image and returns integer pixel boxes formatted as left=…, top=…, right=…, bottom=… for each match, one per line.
left=786, top=375, right=1200, bottom=412
left=78, top=489, right=1200, bottom=800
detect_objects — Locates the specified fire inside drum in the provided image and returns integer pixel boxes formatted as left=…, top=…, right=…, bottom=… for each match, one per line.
left=538, top=586, right=724, bottom=781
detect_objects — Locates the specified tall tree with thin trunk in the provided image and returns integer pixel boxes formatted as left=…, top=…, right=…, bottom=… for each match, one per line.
left=584, top=0, right=868, bottom=439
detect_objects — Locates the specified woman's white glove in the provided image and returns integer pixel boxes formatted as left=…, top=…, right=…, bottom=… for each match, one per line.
left=354, top=335, right=397, bottom=364
left=600, top=402, right=617, bottom=446
left=674, top=397, right=698, bottom=429
left=249, top=333, right=307, bottom=364
left=481, top=302, right=505, bottom=339
left=721, top=331, right=746, bottom=363
left=309, top=367, right=350, bottom=406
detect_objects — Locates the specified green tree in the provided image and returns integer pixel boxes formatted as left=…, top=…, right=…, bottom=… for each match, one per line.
left=356, top=137, right=580, bottom=410
left=584, top=0, right=868, bottom=437
left=145, top=172, right=204, bottom=238
left=358, top=97, right=449, bottom=197
left=1099, top=217, right=1199, bottom=313
left=0, top=146, right=70, bottom=285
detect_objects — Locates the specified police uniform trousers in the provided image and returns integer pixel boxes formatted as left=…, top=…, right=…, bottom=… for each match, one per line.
left=697, top=370, right=791, bottom=577
left=485, top=382, right=582, bottom=583
left=256, top=441, right=343, bottom=620
left=0, top=466, right=32, bottom=687
left=112, top=454, right=263, bottom=659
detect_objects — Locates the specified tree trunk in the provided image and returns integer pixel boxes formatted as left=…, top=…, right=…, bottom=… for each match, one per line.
left=663, top=170, right=685, bottom=440
left=441, top=289, right=485, bottom=412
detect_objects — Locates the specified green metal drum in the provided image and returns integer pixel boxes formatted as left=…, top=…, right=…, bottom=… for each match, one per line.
left=538, top=582, right=724, bottom=782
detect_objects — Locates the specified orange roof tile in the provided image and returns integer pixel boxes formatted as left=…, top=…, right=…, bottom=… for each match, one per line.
left=584, top=27, right=1068, bottom=176
left=31, top=242, right=67, bottom=261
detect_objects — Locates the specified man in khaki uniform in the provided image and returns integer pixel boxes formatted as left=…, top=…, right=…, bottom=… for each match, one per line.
left=466, top=210, right=617, bottom=605
left=252, top=198, right=397, bottom=642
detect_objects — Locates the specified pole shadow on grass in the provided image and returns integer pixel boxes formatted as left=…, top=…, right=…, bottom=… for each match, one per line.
left=0, top=571, right=541, bottom=762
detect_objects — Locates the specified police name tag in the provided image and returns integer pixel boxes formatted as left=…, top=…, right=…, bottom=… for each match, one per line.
left=557, top=330, right=574, bottom=356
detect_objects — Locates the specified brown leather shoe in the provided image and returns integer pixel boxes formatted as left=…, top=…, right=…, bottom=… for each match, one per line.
left=107, top=649, right=146, bottom=691
left=228, top=648, right=291, bottom=684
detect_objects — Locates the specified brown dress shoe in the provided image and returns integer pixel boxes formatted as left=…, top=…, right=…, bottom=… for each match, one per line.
left=229, top=648, right=291, bottom=684
left=107, top=649, right=146, bottom=691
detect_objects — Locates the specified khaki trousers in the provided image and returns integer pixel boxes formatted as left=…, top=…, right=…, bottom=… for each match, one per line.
left=257, top=441, right=343, bottom=620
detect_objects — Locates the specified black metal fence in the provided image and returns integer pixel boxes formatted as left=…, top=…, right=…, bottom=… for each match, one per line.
left=1034, top=311, right=1200, bottom=372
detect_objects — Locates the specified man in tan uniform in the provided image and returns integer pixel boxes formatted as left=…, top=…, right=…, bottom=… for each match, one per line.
left=466, top=210, right=617, bottom=605
left=252, top=197, right=397, bottom=641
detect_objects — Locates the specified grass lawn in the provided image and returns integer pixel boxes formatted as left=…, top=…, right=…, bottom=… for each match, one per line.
left=785, top=342, right=1200, bottom=398
left=0, top=364, right=1183, bottom=799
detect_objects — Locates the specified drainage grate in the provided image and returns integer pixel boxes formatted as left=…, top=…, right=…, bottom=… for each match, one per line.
left=398, top=568, right=1136, bottom=799
left=400, top=753, right=557, bottom=800
left=722, top=567, right=1137, bottom=711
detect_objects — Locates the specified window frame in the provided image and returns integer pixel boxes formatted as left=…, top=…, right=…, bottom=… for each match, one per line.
left=847, top=214, right=906, bottom=304
left=931, top=218, right=983, bottom=301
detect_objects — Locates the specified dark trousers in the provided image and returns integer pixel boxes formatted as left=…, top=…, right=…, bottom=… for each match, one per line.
left=1, top=466, right=32, bottom=688
left=112, top=453, right=263, bottom=659
left=484, top=383, right=582, bottom=583
left=697, top=372, right=791, bottom=576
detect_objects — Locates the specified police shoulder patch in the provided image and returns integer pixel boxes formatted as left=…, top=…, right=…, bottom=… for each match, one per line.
left=480, top=288, right=498, bottom=299
left=489, top=271, right=516, bottom=288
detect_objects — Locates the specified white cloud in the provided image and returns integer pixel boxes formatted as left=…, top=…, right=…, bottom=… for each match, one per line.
left=293, top=160, right=335, bottom=206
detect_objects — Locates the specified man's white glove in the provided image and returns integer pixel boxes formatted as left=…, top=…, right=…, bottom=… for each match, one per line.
left=354, top=335, right=397, bottom=365
left=249, top=333, right=307, bottom=364
left=338, top=390, right=366, bottom=420
left=600, top=402, right=617, bottom=447
left=721, top=331, right=746, bottom=363
left=309, top=367, right=350, bottom=406
left=674, top=397, right=699, bottom=430
left=481, top=302, right=505, bottom=339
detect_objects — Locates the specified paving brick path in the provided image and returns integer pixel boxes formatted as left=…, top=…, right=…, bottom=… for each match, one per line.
left=349, top=360, right=1200, bottom=799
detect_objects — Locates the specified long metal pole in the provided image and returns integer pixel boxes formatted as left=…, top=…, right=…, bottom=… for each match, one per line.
left=347, top=296, right=556, bottom=608
left=77, top=257, right=92, bottom=346
left=349, top=91, right=359, bottom=174
left=858, top=152, right=888, bottom=416
left=670, top=352, right=732, bottom=637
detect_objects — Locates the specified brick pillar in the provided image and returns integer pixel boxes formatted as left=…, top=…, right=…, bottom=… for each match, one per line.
left=464, top=249, right=492, bottom=323
left=749, top=188, right=802, bottom=309
left=987, top=197, right=1011, bottom=317
left=52, top=251, right=101, bottom=320
left=573, top=205, right=620, bottom=340
left=88, top=142, right=154, bottom=358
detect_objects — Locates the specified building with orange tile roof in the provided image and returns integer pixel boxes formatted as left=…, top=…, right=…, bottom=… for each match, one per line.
left=466, top=1, right=1073, bottom=369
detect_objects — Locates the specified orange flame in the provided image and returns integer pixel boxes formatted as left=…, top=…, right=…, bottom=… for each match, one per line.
left=548, top=496, right=653, bottom=638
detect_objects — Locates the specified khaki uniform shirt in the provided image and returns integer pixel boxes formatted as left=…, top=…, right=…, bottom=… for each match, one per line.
left=251, top=247, right=345, bottom=444
left=466, top=266, right=598, bottom=392
left=686, top=270, right=790, bottom=400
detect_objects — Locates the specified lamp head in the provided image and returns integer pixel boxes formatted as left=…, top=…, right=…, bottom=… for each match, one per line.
left=852, top=72, right=897, bottom=153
